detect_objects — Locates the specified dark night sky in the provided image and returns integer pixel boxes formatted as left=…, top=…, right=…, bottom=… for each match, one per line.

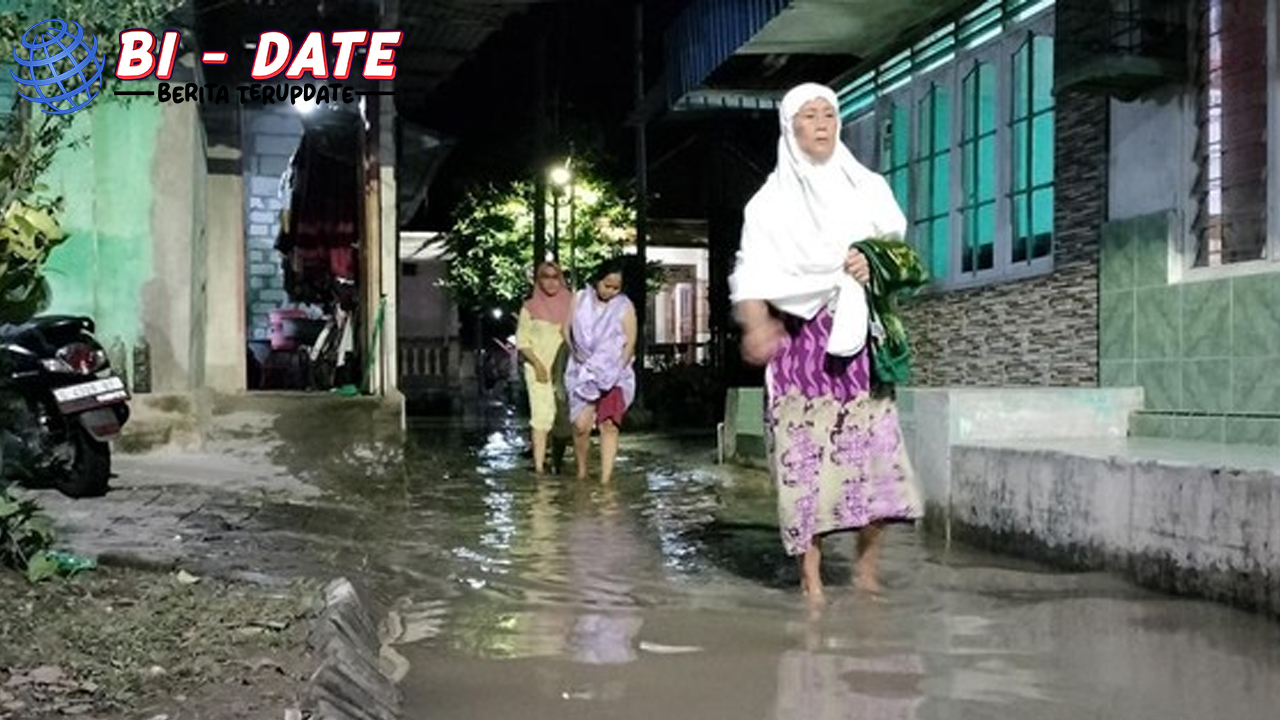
left=412, top=0, right=691, bottom=230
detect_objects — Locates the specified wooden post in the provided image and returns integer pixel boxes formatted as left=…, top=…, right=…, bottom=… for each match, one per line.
left=633, top=0, right=649, bottom=389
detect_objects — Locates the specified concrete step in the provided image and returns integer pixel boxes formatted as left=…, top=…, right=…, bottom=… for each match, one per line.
left=950, top=437, right=1280, bottom=617
left=1128, top=410, right=1280, bottom=448
left=118, top=393, right=202, bottom=453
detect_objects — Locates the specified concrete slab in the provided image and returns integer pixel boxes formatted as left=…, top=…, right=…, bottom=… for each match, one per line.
left=951, top=439, right=1280, bottom=617
left=960, top=436, right=1280, bottom=474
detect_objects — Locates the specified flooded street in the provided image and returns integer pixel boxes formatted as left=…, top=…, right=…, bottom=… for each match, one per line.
left=247, top=409, right=1279, bottom=720
left=68, top=402, right=1273, bottom=720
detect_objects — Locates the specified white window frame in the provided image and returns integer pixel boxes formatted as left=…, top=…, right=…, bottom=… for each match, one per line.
left=1177, top=0, right=1280, bottom=284
left=951, top=43, right=1007, bottom=288
left=838, top=5, right=1056, bottom=292
left=951, top=11, right=1056, bottom=290
left=877, top=87, right=916, bottom=226
left=912, top=65, right=959, bottom=288
left=1006, top=29, right=1057, bottom=271
left=843, top=111, right=879, bottom=168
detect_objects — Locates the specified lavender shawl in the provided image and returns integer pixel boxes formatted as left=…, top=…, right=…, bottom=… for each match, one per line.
left=565, top=288, right=636, bottom=423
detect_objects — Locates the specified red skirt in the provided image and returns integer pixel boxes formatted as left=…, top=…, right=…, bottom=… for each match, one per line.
left=596, top=386, right=627, bottom=427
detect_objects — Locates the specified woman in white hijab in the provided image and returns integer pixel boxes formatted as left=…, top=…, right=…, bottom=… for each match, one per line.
left=730, top=82, right=923, bottom=603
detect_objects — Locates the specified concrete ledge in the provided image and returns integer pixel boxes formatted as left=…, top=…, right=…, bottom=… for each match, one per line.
left=1129, top=409, right=1280, bottom=447
left=896, top=386, right=1145, bottom=526
left=951, top=438, right=1280, bottom=617
left=722, top=385, right=1145, bottom=490
left=118, top=393, right=203, bottom=453
left=117, top=390, right=406, bottom=455
left=721, top=387, right=765, bottom=465
left=306, top=578, right=403, bottom=720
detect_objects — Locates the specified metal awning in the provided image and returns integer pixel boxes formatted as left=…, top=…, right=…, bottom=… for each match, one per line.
left=659, top=0, right=975, bottom=115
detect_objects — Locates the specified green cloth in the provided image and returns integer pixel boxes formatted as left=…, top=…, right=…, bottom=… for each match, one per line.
left=550, top=342, right=572, bottom=441
left=852, top=237, right=928, bottom=387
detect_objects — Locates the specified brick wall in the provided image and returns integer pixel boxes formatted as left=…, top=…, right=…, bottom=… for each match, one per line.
left=241, top=107, right=303, bottom=340
left=901, top=90, right=1109, bottom=387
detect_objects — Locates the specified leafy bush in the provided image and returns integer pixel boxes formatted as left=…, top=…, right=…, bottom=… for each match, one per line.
left=640, top=364, right=724, bottom=429
left=0, top=485, right=57, bottom=582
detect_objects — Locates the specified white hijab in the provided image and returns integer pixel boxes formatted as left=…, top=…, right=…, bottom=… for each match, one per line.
left=729, top=83, right=907, bottom=356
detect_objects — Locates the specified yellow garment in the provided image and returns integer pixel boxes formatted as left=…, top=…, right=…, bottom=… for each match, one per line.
left=516, top=308, right=565, bottom=431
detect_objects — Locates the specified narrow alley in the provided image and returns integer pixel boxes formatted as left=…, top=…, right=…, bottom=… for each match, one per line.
left=31, top=403, right=1280, bottom=720
left=2, top=0, right=1279, bottom=719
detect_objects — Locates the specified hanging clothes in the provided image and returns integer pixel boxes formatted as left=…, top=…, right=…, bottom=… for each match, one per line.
left=276, top=117, right=362, bottom=308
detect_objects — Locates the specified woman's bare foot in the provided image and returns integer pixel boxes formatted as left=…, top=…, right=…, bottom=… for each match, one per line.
left=800, top=543, right=824, bottom=604
left=853, top=571, right=882, bottom=595
left=801, top=579, right=826, bottom=605
left=853, top=523, right=886, bottom=595
left=853, top=556, right=883, bottom=596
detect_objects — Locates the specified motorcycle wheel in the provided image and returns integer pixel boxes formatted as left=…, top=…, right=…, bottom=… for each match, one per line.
left=55, top=427, right=111, bottom=498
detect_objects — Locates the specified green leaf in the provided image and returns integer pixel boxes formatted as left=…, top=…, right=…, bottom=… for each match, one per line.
left=25, top=550, right=58, bottom=583
left=0, top=494, right=21, bottom=518
left=3, top=201, right=62, bottom=249
left=25, top=514, right=54, bottom=544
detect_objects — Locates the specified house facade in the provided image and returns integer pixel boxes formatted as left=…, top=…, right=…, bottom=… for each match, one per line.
left=839, top=0, right=1099, bottom=389
left=2, top=3, right=407, bottom=442
left=661, top=0, right=1278, bottom=450
left=837, top=0, right=1278, bottom=445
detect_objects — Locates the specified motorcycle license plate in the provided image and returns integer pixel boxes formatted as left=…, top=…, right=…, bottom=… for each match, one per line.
left=54, top=376, right=129, bottom=412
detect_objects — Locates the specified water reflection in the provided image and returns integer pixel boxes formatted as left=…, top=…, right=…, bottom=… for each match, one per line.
left=775, top=648, right=924, bottom=720
left=565, top=484, right=645, bottom=665
left=385, top=470, right=650, bottom=669
left=260, top=417, right=1280, bottom=720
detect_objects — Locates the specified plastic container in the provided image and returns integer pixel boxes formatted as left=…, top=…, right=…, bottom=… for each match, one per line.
left=269, top=308, right=311, bottom=350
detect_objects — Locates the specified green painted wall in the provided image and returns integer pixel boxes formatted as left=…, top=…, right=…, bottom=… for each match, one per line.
left=41, top=99, right=160, bottom=354
left=4, top=31, right=207, bottom=394
left=1099, top=211, right=1280, bottom=447
left=3, top=40, right=159, bottom=354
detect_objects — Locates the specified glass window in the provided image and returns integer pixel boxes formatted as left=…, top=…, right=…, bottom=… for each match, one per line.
left=880, top=102, right=912, bottom=214
left=1195, top=0, right=1268, bottom=267
left=960, top=61, right=997, bottom=274
left=837, top=1, right=1058, bottom=288
left=913, top=83, right=951, bottom=281
left=1010, top=33, right=1055, bottom=264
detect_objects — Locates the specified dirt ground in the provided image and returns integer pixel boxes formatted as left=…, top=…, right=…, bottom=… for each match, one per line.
left=0, top=567, right=321, bottom=720
left=1, top=397, right=406, bottom=720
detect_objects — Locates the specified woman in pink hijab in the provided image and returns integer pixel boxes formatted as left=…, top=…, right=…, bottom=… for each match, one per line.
left=516, top=261, right=573, bottom=473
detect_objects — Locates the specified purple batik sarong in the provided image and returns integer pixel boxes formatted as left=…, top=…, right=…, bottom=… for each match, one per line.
left=765, top=309, right=922, bottom=556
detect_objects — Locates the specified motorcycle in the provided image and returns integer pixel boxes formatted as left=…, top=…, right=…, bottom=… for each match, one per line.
left=0, top=315, right=131, bottom=498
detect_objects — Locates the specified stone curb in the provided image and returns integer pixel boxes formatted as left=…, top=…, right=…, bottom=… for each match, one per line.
left=305, top=578, right=403, bottom=720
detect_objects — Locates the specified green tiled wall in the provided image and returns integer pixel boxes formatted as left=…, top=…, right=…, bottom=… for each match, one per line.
left=1099, top=212, right=1280, bottom=447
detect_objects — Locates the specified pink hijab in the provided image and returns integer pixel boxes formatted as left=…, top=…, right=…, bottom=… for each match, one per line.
left=523, top=261, right=573, bottom=325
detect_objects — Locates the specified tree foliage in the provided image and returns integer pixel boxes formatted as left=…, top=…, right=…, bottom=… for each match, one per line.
left=443, top=166, right=640, bottom=314
left=0, top=0, right=185, bottom=57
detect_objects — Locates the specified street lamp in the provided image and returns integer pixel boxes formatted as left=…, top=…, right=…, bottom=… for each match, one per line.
left=548, top=161, right=576, bottom=282
left=549, top=163, right=572, bottom=263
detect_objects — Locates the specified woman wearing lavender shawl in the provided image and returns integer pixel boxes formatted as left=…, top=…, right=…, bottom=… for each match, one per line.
left=730, top=83, right=923, bottom=603
left=565, top=258, right=636, bottom=483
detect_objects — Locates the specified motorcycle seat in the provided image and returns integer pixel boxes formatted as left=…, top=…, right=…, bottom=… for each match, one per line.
left=0, top=315, right=94, bottom=350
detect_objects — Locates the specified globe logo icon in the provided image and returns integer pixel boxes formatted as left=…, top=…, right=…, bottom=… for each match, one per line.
left=10, top=18, right=104, bottom=116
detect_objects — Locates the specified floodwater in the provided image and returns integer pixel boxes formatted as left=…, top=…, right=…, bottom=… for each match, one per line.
left=284, top=409, right=1280, bottom=720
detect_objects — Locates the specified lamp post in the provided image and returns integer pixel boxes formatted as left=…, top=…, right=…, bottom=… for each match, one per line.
left=551, top=188, right=561, bottom=261
left=549, top=163, right=573, bottom=267
left=567, top=179, right=576, bottom=286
